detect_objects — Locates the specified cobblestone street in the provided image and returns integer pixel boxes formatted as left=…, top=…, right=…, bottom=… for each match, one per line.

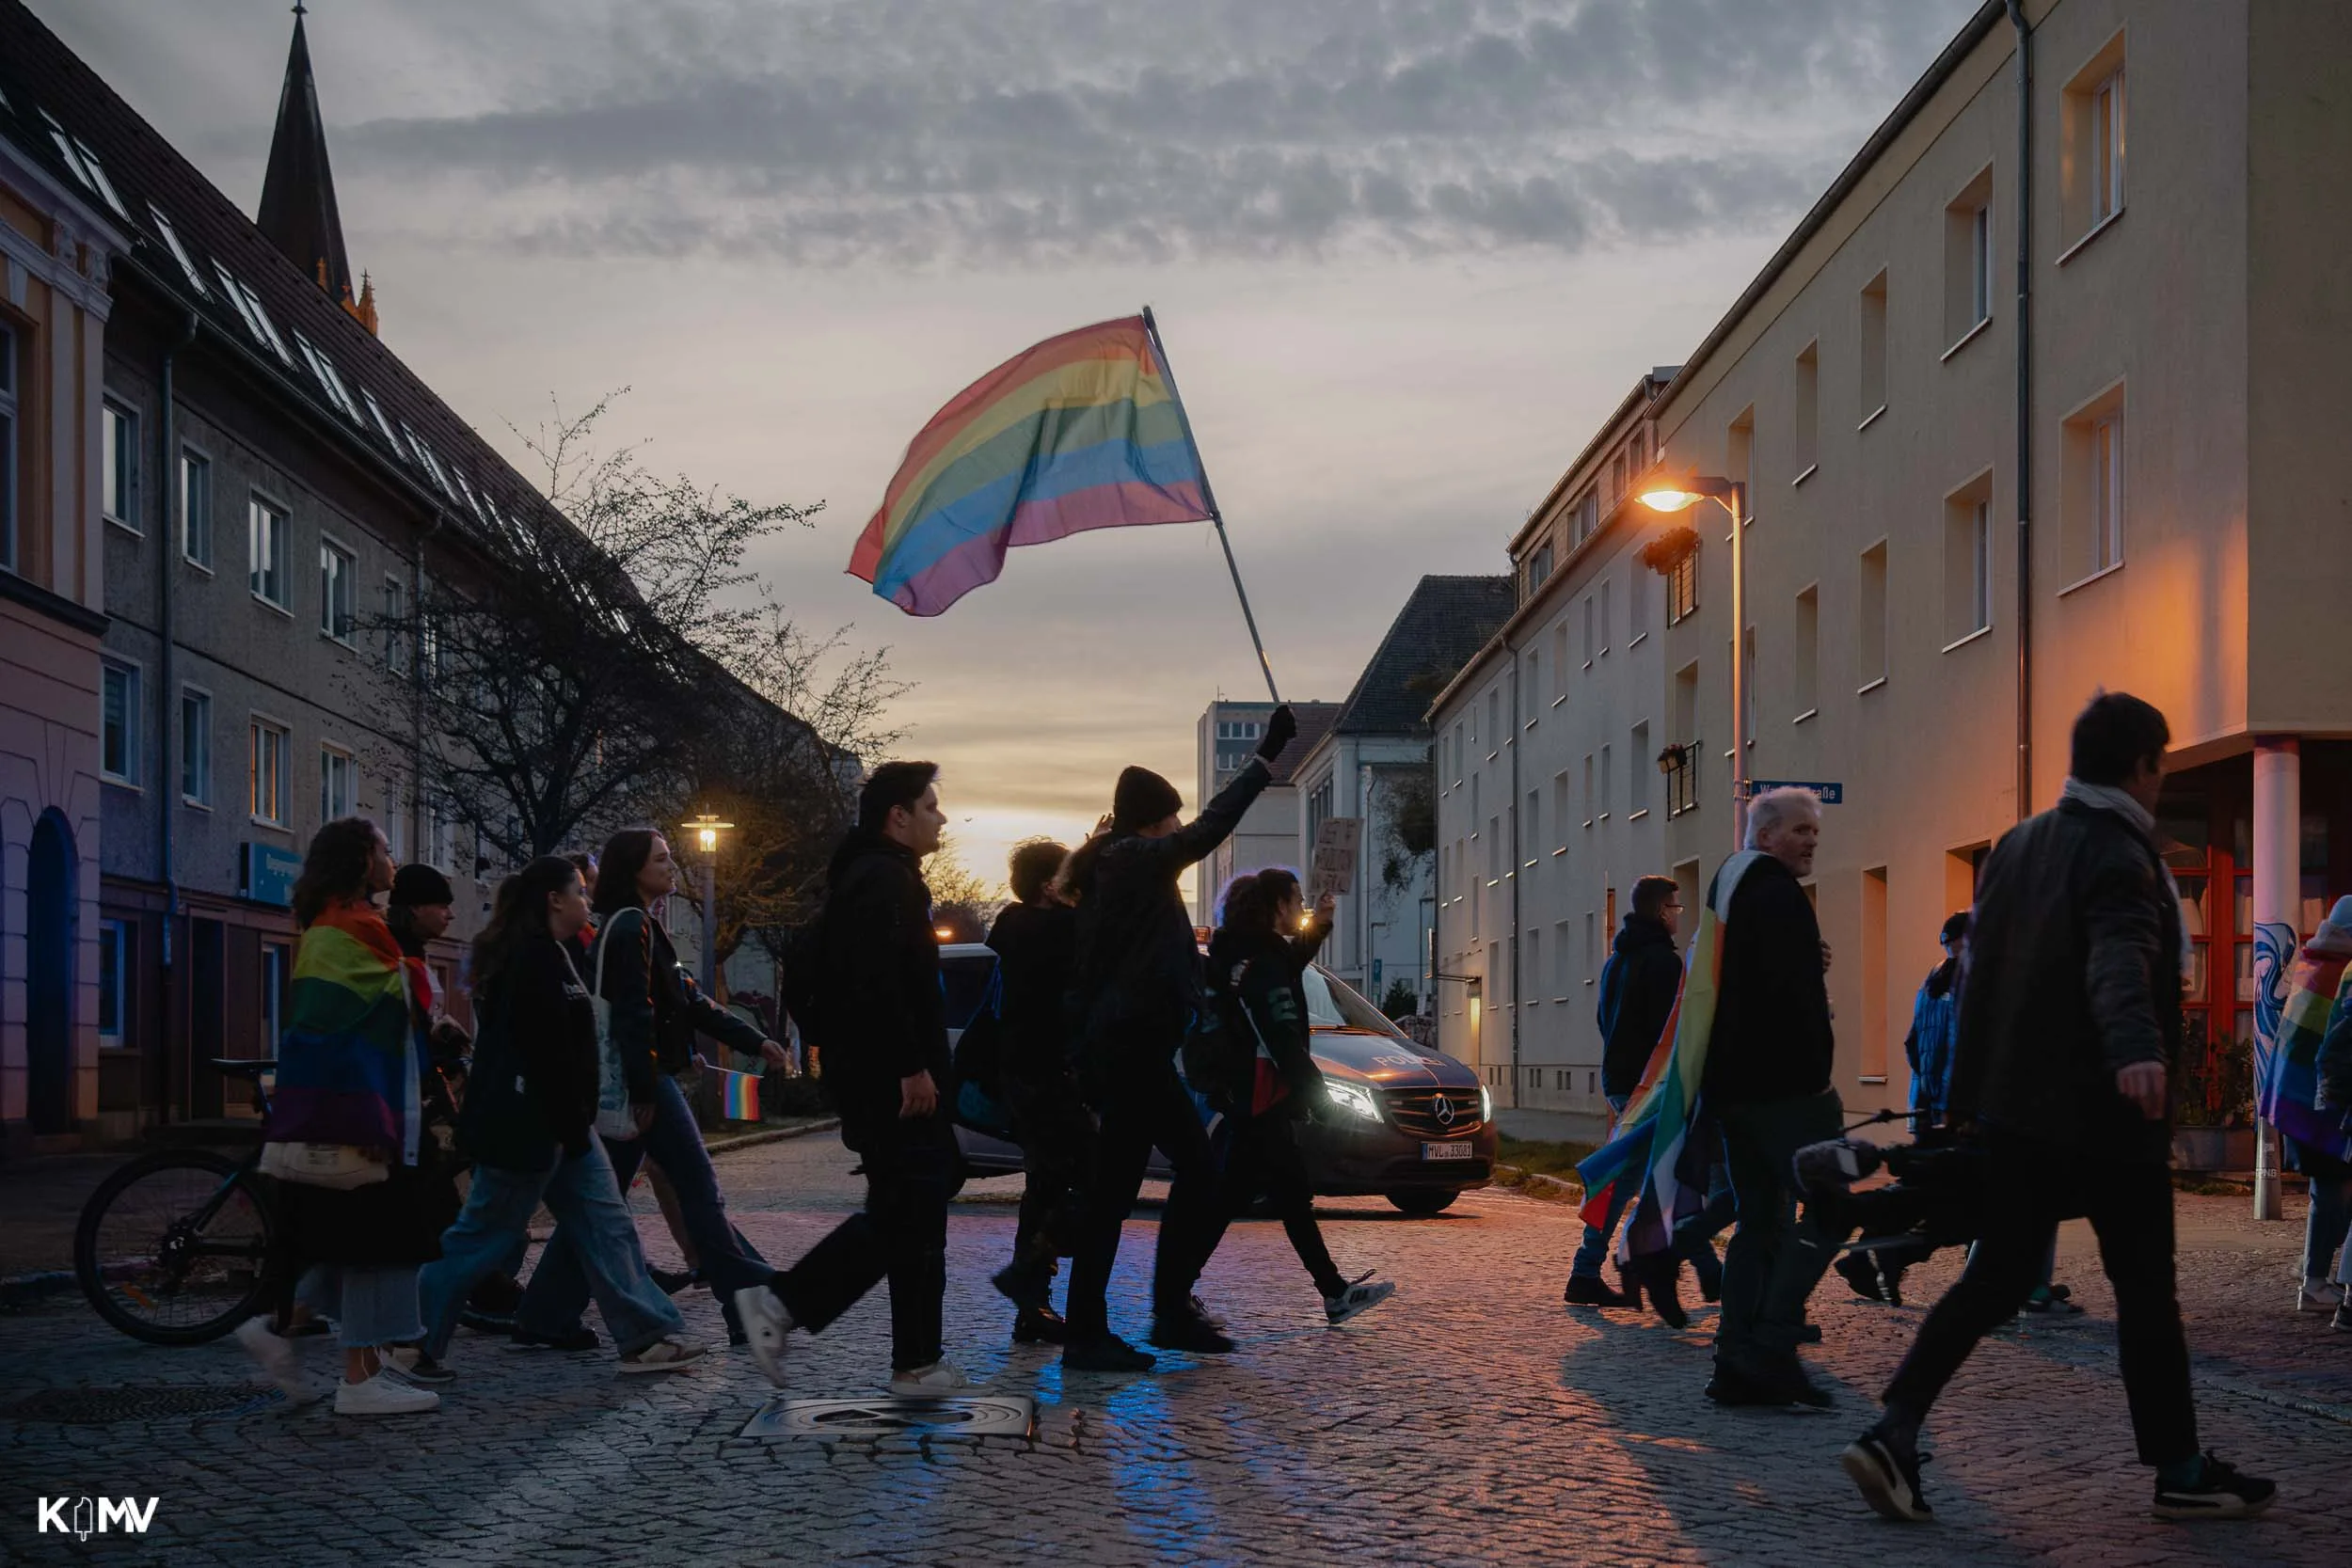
left=3, top=1132, right=2344, bottom=1566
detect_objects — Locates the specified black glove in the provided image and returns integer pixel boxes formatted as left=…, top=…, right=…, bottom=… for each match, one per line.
left=1254, top=704, right=1297, bottom=762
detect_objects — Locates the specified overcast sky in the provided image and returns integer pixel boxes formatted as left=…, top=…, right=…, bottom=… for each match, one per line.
left=40, top=0, right=1979, bottom=892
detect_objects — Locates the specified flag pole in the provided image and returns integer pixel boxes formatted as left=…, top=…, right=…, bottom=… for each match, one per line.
left=1142, top=306, right=1281, bottom=704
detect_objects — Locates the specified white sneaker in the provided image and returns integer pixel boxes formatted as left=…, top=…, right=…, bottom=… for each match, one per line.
left=734, top=1286, right=793, bottom=1388
left=1324, top=1276, right=1398, bottom=1326
left=233, top=1316, right=314, bottom=1403
left=333, top=1370, right=438, bottom=1416
left=888, top=1358, right=973, bottom=1397
left=2297, top=1278, right=2345, bottom=1312
left=617, top=1335, right=707, bottom=1374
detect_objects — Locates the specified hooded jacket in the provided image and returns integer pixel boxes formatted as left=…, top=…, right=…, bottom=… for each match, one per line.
left=986, top=898, right=1078, bottom=1081
left=1072, top=756, right=1271, bottom=1082
left=1597, top=913, right=1682, bottom=1100
left=815, top=827, right=950, bottom=1123
left=1947, top=795, right=2182, bottom=1160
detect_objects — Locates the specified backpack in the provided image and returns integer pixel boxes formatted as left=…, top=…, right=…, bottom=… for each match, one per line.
left=1182, top=956, right=1255, bottom=1106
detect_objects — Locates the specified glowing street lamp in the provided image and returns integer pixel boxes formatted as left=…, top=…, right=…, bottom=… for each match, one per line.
left=1638, top=475, right=1749, bottom=847
left=685, top=813, right=733, bottom=994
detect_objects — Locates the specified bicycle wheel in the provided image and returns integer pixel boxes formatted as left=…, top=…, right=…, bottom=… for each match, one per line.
left=76, top=1148, right=279, bottom=1346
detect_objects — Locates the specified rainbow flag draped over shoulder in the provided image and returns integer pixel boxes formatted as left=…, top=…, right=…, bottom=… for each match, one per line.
left=267, top=901, right=422, bottom=1164
left=1576, top=852, right=1765, bottom=1259
left=2261, top=928, right=2352, bottom=1163
left=849, top=315, right=1216, bottom=615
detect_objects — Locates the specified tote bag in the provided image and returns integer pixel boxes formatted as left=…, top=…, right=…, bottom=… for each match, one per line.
left=591, top=910, right=647, bottom=1140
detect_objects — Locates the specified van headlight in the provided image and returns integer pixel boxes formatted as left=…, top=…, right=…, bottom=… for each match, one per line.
left=1325, top=1080, right=1382, bottom=1122
left=1479, top=1084, right=1493, bottom=1120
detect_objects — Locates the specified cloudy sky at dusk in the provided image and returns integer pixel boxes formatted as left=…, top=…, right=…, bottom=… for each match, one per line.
left=38, top=0, right=1979, bottom=891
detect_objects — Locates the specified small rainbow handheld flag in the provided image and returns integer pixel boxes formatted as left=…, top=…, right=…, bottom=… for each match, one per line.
left=849, top=314, right=1216, bottom=615
left=713, top=1064, right=760, bottom=1123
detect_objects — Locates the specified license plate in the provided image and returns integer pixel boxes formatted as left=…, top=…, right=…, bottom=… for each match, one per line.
left=1422, top=1141, right=1472, bottom=1162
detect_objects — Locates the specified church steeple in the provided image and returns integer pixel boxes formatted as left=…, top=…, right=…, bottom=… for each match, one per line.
left=258, top=5, right=373, bottom=333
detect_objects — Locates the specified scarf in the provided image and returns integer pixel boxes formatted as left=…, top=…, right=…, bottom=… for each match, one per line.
left=267, top=899, right=424, bottom=1164
left=1575, top=850, right=1763, bottom=1260
left=2060, top=775, right=2193, bottom=978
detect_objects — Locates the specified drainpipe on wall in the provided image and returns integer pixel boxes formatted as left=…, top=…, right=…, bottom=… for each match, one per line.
left=410, top=512, right=444, bottom=857
left=2008, top=0, right=2034, bottom=821
left=1507, top=640, right=1522, bottom=1110
left=157, top=310, right=197, bottom=1118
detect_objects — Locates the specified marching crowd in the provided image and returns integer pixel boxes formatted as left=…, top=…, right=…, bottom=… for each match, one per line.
left=234, top=689, right=2310, bottom=1526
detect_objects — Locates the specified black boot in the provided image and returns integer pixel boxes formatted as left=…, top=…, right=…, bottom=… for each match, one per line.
left=1634, top=1254, right=1688, bottom=1330
left=1012, top=1305, right=1069, bottom=1345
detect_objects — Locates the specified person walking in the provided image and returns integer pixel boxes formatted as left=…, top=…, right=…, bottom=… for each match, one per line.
left=412, top=858, right=705, bottom=1376
left=1565, top=875, right=1687, bottom=1310
left=1060, top=704, right=1297, bottom=1373
left=1841, top=692, right=2276, bottom=1523
left=1702, top=786, right=1845, bottom=1409
left=737, top=763, right=966, bottom=1395
left=985, top=838, right=1091, bottom=1345
left=1181, top=869, right=1394, bottom=1325
left=235, top=818, right=446, bottom=1417
left=517, top=829, right=787, bottom=1350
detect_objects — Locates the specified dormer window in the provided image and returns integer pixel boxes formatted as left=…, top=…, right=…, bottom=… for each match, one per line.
left=147, top=206, right=210, bottom=297
left=40, top=111, right=130, bottom=219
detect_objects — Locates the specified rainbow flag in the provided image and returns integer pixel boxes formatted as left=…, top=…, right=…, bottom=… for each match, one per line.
left=849, top=314, right=1215, bottom=615
left=720, top=1067, right=760, bottom=1123
left=1576, top=852, right=1764, bottom=1259
left=267, top=901, right=423, bottom=1164
left=2261, top=927, right=2352, bottom=1163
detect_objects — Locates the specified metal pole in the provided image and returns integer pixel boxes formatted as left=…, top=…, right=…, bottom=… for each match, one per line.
left=698, top=860, right=717, bottom=997
left=1727, top=482, right=1749, bottom=850
left=1142, top=306, right=1281, bottom=704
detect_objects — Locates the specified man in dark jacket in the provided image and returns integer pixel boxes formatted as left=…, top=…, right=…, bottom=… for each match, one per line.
left=1564, top=875, right=1684, bottom=1307
left=1060, top=703, right=1296, bottom=1372
left=1842, top=694, right=2276, bottom=1525
left=1704, top=787, right=1843, bottom=1409
left=985, top=838, right=1089, bottom=1344
left=738, top=762, right=968, bottom=1396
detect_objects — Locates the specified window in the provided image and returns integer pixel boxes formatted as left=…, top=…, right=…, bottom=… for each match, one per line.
left=1858, top=541, right=1889, bottom=689
left=1486, top=689, right=1501, bottom=754
left=1551, top=771, right=1569, bottom=850
left=429, top=796, right=460, bottom=873
left=1526, top=541, right=1554, bottom=595
left=1486, top=819, right=1501, bottom=884
left=2062, top=385, right=2127, bottom=583
left=1550, top=623, right=1568, bottom=700
left=293, top=331, right=361, bottom=423
left=250, top=718, right=289, bottom=825
left=2090, top=71, right=2124, bottom=226
left=359, top=388, right=403, bottom=451
left=98, top=919, right=129, bottom=1048
left=1726, top=407, right=1754, bottom=516
left=1628, top=568, right=1649, bottom=643
left=1944, top=475, right=1995, bottom=643
left=0, top=322, right=15, bottom=570
left=1572, top=490, right=1598, bottom=545
left=2063, top=38, right=2128, bottom=244
left=261, top=942, right=291, bottom=1053
left=319, top=538, right=357, bottom=641
left=1581, top=753, right=1595, bottom=827
left=1581, top=595, right=1595, bottom=666
left=1599, top=744, right=1613, bottom=818
left=1597, top=578, right=1612, bottom=657
left=381, top=576, right=406, bottom=669
left=1859, top=270, right=1888, bottom=422
left=1945, top=167, right=1995, bottom=348
left=249, top=496, right=289, bottom=607
left=1451, top=723, right=1464, bottom=784
left=1524, top=650, right=1541, bottom=723
left=103, top=401, right=138, bottom=531
left=1554, top=920, right=1572, bottom=992
left=1667, top=542, right=1699, bottom=625
left=1793, top=585, right=1820, bottom=718
left=1525, top=788, right=1541, bottom=864
left=383, top=789, right=405, bottom=863
left=1629, top=721, right=1649, bottom=816
left=1793, top=341, right=1820, bottom=479
left=180, top=449, right=212, bottom=566
left=210, top=266, right=295, bottom=368
left=149, top=204, right=210, bottom=296
left=40, top=111, right=130, bottom=218
left=321, top=746, right=355, bottom=821
left=1525, top=927, right=1541, bottom=1006
left=1585, top=912, right=1598, bottom=983
left=101, top=660, right=139, bottom=785
left=1861, top=866, right=1890, bottom=1081
left=181, top=687, right=212, bottom=805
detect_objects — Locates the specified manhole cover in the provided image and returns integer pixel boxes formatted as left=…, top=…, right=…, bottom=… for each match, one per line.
left=3, top=1386, right=276, bottom=1423
left=740, top=1394, right=1035, bottom=1440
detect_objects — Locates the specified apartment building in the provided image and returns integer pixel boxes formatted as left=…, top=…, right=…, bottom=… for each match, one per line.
left=1192, top=698, right=1339, bottom=927
left=1436, top=0, right=2352, bottom=1132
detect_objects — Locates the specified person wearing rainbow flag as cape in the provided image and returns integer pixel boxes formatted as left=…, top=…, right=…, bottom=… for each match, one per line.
left=2265, top=895, right=2352, bottom=1322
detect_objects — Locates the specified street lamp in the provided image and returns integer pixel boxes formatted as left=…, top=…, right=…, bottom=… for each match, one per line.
left=1639, top=476, right=1749, bottom=848
left=685, top=812, right=733, bottom=995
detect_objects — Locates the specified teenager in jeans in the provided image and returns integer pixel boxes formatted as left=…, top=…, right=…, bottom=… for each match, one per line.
left=413, top=857, right=702, bottom=1374
left=518, top=830, right=788, bottom=1350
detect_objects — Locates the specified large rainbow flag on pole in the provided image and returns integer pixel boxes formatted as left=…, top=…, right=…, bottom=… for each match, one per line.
left=1576, top=851, right=1764, bottom=1259
left=849, top=314, right=1217, bottom=616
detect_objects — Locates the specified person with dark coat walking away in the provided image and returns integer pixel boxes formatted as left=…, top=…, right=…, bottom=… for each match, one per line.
left=1841, top=692, right=2275, bottom=1525
left=737, top=763, right=969, bottom=1395
left=1060, top=704, right=1298, bottom=1373
left=412, top=858, right=703, bottom=1376
left=1702, top=787, right=1845, bottom=1410
left=984, top=838, right=1091, bottom=1344
left=1565, top=876, right=1691, bottom=1309
left=1179, top=870, right=1394, bottom=1324
left=518, top=829, right=787, bottom=1350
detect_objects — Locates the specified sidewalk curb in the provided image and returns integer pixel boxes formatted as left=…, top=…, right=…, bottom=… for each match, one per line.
left=1492, top=1163, right=1583, bottom=1206
left=706, top=1117, right=840, bottom=1156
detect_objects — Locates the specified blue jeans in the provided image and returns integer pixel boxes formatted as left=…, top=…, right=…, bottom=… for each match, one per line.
left=1569, top=1096, right=1633, bottom=1280
left=2302, top=1171, right=2352, bottom=1282
left=419, top=1139, right=682, bottom=1359
left=522, top=1071, right=769, bottom=1339
left=295, top=1265, right=421, bottom=1350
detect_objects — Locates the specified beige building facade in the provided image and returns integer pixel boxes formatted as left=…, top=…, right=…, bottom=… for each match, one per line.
left=0, top=133, right=123, bottom=1155
left=1435, top=0, right=2352, bottom=1137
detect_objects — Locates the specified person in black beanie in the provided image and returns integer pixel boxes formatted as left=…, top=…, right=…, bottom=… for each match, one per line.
left=1058, top=703, right=1298, bottom=1372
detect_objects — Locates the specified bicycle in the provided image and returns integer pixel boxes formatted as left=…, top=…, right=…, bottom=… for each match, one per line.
left=74, top=1059, right=285, bottom=1346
